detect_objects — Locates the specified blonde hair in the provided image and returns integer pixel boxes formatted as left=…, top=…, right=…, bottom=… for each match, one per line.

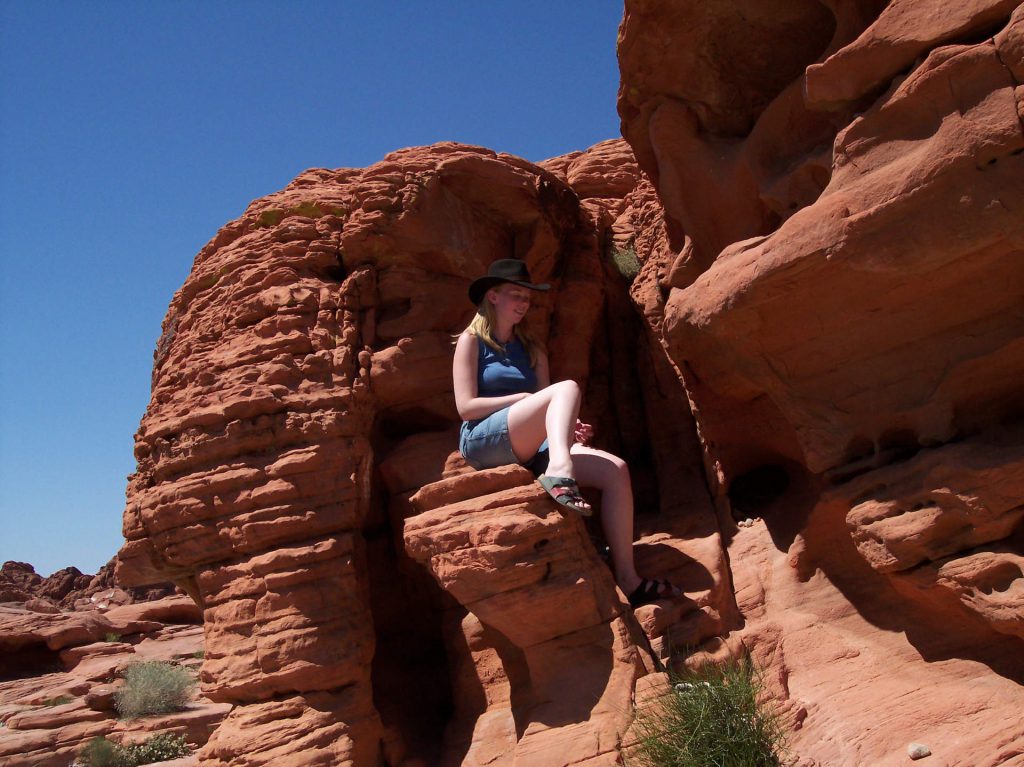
left=466, top=291, right=543, bottom=367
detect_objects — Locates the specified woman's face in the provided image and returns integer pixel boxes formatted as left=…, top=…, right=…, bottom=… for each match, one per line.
left=488, top=283, right=532, bottom=324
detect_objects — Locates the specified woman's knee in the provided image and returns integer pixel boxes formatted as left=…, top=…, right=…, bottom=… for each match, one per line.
left=607, top=453, right=629, bottom=478
left=574, top=447, right=631, bottom=488
left=546, top=379, right=580, bottom=401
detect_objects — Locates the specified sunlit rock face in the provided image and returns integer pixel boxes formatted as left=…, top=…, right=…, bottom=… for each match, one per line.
left=620, top=0, right=1024, bottom=763
left=117, top=1, right=1024, bottom=763
left=402, top=464, right=651, bottom=767
left=118, top=139, right=728, bottom=766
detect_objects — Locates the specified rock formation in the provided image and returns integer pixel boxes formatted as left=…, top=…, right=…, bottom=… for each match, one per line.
left=110, top=2, right=1024, bottom=765
left=0, top=559, right=176, bottom=610
left=620, top=0, right=1024, bottom=764
left=0, top=595, right=219, bottom=767
left=117, top=140, right=721, bottom=766
left=402, top=465, right=651, bottom=766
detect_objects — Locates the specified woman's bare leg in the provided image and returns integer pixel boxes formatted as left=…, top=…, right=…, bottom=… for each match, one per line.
left=570, top=445, right=642, bottom=595
left=507, top=379, right=581, bottom=481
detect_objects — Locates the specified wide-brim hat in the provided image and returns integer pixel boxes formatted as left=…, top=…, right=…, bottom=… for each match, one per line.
left=468, top=259, right=550, bottom=306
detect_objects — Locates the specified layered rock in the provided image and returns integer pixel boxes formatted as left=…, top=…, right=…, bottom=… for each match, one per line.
left=108, top=3, right=1024, bottom=764
left=403, top=465, right=650, bottom=767
left=0, top=596, right=219, bottom=767
left=620, top=0, right=1024, bottom=763
left=118, top=140, right=725, bottom=765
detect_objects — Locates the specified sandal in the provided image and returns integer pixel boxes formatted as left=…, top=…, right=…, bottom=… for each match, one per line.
left=627, top=578, right=680, bottom=608
left=538, top=475, right=592, bottom=517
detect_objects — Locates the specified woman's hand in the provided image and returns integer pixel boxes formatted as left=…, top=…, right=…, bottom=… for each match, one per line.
left=574, top=419, right=593, bottom=446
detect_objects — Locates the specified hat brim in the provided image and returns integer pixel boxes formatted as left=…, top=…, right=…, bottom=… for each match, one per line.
left=468, top=277, right=550, bottom=306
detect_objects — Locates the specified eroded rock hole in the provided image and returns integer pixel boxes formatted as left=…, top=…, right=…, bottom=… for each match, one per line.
left=975, top=562, right=1023, bottom=595
left=0, top=644, right=64, bottom=681
left=365, top=421, right=455, bottom=764
left=727, top=464, right=791, bottom=518
left=364, top=515, right=453, bottom=764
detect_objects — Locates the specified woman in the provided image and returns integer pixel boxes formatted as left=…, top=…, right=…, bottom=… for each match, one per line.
left=453, top=259, right=678, bottom=608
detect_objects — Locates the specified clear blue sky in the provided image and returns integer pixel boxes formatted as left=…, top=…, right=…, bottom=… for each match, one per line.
left=0, top=2, right=624, bottom=577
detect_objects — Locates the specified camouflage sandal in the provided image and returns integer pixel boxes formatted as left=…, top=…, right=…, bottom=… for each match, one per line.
left=538, top=475, right=592, bottom=517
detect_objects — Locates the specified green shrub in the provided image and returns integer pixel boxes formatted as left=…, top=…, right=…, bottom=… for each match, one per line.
left=121, top=732, right=192, bottom=765
left=629, top=657, right=788, bottom=767
left=114, top=661, right=195, bottom=719
left=104, top=633, right=121, bottom=643
left=79, top=736, right=120, bottom=767
left=78, top=733, right=191, bottom=767
left=610, top=244, right=641, bottom=282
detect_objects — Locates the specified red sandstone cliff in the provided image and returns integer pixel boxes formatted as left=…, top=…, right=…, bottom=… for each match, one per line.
left=82, top=2, right=1024, bottom=765
left=112, top=140, right=708, bottom=766
left=619, top=1, right=1024, bottom=764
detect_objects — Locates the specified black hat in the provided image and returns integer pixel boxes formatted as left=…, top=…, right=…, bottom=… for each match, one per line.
left=468, top=259, right=550, bottom=306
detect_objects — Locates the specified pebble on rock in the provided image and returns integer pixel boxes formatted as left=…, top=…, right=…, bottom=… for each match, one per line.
left=908, top=742, right=931, bottom=759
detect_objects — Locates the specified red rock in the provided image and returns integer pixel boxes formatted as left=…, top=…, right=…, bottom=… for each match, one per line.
left=130, top=624, right=205, bottom=665
left=657, top=12, right=1024, bottom=477
left=37, top=567, right=91, bottom=604
left=904, top=548, right=1024, bottom=640
left=0, top=561, right=43, bottom=600
left=0, top=597, right=220, bottom=767
left=0, top=557, right=176, bottom=610
left=107, top=701, right=234, bottom=747
left=116, top=139, right=680, bottom=765
left=729, top=511, right=1024, bottom=766
left=0, top=604, right=160, bottom=655
left=84, top=680, right=122, bottom=712
left=805, top=0, right=1022, bottom=108
left=103, top=595, right=202, bottom=626
left=59, top=640, right=134, bottom=669
left=25, top=597, right=60, bottom=614
left=107, top=6, right=1024, bottom=761
left=196, top=690, right=380, bottom=767
left=618, top=2, right=1024, bottom=764
left=618, top=0, right=845, bottom=269
left=404, top=468, right=652, bottom=766
left=0, top=676, right=91, bottom=709
left=5, top=697, right=108, bottom=731
left=842, top=430, right=1024, bottom=575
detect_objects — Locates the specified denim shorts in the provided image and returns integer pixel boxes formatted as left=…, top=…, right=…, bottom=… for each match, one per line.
left=460, top=407, right=549, bottom=475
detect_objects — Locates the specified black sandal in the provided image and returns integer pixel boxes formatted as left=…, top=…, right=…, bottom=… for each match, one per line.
left=628, top=578, right=680, bottom=608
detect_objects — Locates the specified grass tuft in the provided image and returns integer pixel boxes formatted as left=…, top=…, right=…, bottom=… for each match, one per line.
left=114, top=661, right=195, bottom=719
left=629, top=657, right=788, bottom=767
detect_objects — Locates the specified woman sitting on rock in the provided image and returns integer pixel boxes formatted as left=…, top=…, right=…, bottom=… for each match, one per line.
left=453, top=259, right=679, bottom=608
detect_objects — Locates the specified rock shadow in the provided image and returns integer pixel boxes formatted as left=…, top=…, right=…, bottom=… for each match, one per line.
left=799, top=481, right=1024, bottom=684
left=505, top=621, right=617, bottom=737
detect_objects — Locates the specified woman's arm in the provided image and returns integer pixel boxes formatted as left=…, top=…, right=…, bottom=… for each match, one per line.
left=535, top=349, right=551, bottom=390
left=453, top=331, right=530, bottom=421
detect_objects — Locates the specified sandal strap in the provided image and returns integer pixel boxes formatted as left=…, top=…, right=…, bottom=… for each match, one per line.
left=548, top=484, right=585, bottom=503
left=628, top=577, right=678, bottom=607
left=538, top=475, right=592, bottom=516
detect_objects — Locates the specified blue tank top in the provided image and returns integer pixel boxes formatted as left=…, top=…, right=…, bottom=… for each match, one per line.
left=459, top=336, right=550, bottom=470
left=477, top=336, right=537, bottom=397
